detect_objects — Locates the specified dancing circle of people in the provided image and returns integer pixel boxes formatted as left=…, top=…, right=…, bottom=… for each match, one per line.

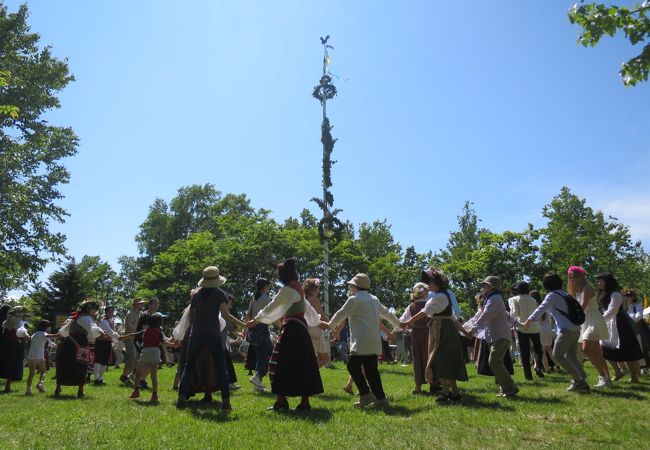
left=1, top=259, right=649, bottom=412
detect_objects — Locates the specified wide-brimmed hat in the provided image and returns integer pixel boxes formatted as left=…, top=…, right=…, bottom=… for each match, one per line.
left=411, top=282, right=429, bottom=299
left=132, top=298, right=146, bottom=307
left=479, top=276, right=502, bottom=290
left=8, top=305, right=28, bottom=316
left=347, top=273, right=371, bottom=290
left=199, top=266, right=227, bottom=288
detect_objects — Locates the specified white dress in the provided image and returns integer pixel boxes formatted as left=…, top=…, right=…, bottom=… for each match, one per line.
left=578, top=291, right=609, bottom=342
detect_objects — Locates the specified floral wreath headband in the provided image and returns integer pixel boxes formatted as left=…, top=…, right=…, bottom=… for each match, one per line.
left=411, top=282, right=429, bottom=299
left=567, top=266, right=587, bottom=275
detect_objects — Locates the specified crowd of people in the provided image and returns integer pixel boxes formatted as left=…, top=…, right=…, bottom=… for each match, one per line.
left=1, top=259, right=649, bottom=412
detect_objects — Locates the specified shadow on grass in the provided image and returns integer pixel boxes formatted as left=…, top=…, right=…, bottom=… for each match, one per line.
left=591, top=390, right=646, bottom=400
left=454, top=393, right=515, bottom=411
left=378, top=367, right=414, bottom=376
left=50, top=394, right=88, bottom=401
left=185, top=402, right=234, bottom=422
left=264, top=407, right=333, bottom=423
left=363, top=404, right=430, bottom=417
left=508, top=394, right=566, bottom=405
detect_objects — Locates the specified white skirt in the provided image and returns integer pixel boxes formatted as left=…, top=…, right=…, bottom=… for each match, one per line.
left=580, top=308, right=610, bottom=342
left=308, top=325, right=328, bottom=354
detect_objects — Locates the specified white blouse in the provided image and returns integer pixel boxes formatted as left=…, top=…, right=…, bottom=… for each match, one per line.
left=99, top=319, right=120, bottom=342
left=423, top=292, right=450, bottom=317
left=59, top=315, right=103, bottom=340
left=254, top=286, right=322, bottom=327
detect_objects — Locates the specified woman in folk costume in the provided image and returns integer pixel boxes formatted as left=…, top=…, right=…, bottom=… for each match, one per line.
left=56, top=300, right=106, bottom=398
left=173, top=286, right=230, bottom=403
left=0, top=306, right=30, bottom=392
left=303, top=278, right=331, bottom=368
left=402, top=269, right=468, bottom=403
left=94, top=306, right=120, bottom=386
left=398, top=282, right=431, bottom=394
left=624, top=290, right=650, bottom=370
left=567, top=266, right=612, bottom=387
left=245, top=258, right=325, bottom=411
left=598, top=273, right=643, bottom=383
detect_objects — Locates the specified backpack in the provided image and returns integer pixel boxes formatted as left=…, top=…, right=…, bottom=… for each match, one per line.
left=554, top=292, right=585, bottom=326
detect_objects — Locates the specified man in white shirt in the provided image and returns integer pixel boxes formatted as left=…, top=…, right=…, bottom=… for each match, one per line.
left=328, top=273, right=400, bottom=408
left=509, top=281, right=545, bottom=380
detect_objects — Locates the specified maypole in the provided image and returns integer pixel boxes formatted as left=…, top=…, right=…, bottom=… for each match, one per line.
left=311, top=35, right=342, bottom=316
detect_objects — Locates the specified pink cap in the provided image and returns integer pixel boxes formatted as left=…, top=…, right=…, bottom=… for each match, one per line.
left=567, top=266, right=587, bottom=275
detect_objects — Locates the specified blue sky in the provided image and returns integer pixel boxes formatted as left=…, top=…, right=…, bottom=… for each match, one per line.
left=5, top=1, right=650, bottom=286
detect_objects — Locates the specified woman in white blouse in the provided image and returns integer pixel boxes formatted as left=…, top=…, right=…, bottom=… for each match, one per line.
left=56, top=300, right=106, bottom=398
left=402, top=270, right=468, bottom=403
left=625, top=290, right=650, bottom=371
left=597, top=274, right=643, bottom=383
left=0, top=306, right=30, bottom=392
left=245, top=259, right=325, bottom=411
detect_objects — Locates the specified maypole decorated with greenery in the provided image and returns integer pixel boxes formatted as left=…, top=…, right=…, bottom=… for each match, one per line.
left=311, top=35, right=343, bottom=315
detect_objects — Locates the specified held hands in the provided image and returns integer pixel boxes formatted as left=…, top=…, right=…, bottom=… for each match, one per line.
left=319, top=321, right=330, bottom=330
left=244, top=320, right=257, bottom=329
left=522, top=320, right=530, bottom=330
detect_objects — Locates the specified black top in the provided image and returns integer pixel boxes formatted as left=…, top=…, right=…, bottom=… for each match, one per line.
left=190, top=287, right=228, bottom=337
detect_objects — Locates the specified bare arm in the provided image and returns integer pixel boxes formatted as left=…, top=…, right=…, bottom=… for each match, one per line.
left=220, top=303, right=245, bottom=328
left=580, top=284, right=595, bottom=309
left=308, top=296, right=329, bottom=321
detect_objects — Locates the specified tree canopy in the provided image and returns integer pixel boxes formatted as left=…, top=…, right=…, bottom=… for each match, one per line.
left=0, top=4, right=78, bottom=294
left=569, top=1, right=650, bottom=85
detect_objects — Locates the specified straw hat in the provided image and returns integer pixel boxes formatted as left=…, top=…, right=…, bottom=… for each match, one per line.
left=199, top=266, right=227, bottom=288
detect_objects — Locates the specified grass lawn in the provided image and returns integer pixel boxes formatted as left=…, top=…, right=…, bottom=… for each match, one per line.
left=0, top=360, right=648, bottom=449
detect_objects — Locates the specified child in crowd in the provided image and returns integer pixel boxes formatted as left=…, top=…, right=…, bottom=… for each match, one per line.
left=25, top=320, right=58, bottom=395
left=123, top=314, right=171, bottom=403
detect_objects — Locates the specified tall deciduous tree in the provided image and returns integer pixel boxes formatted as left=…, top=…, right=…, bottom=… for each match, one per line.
left=540, top=186, right=647, bottom=288
left=569, top=1, right=650, bottom=85
left=0, top=4, right=78, bottom=293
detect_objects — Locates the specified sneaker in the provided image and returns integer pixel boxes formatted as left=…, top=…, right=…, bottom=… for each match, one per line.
left=229, top=383, right=241, bottom=391
left=253, top=385, right=267, bottom=393
left=36, top=384, right=45, bottom=393
left=369, top=398, right=389, bottom=408
left=566, top=380, right=578, bottom=392
left=119, top=375, right=132, bottom=386
left=130, top=389, right=140, bottom=399
left=93, top=380, right=105, bottom=386
left=594, top=376, right=612, bottom=388
left=249, top=374, right=265, bottom=389
left=353, top=393, right=377, bottom=408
